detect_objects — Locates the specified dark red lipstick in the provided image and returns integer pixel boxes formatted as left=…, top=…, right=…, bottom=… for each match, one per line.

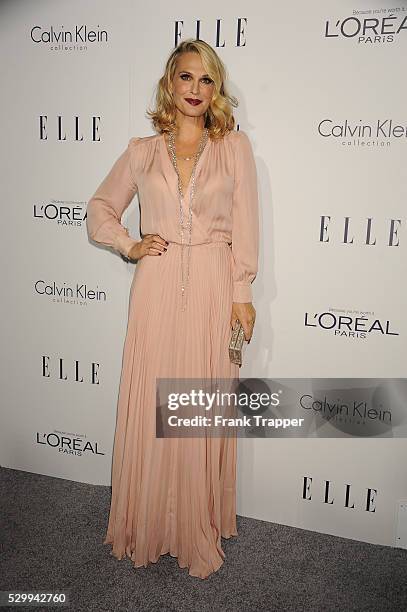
left=185, top=98, right=202, bottom=106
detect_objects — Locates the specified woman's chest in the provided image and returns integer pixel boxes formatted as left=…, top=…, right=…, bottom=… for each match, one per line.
left=136, top=150, right=235, bottom=216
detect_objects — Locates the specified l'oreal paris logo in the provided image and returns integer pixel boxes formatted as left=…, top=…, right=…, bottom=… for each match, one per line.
left=36, top=431, right=105, bottom=457
left=304, top=311, right=399, bottom=339
left=324, top=11, right=406, bottom=44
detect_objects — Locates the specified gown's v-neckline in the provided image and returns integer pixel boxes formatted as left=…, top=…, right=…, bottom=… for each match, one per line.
left=160, top=132, right=211, bottom=200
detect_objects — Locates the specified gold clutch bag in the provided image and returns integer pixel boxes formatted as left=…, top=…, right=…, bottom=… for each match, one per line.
left=229, top=321, right=247, bottom=366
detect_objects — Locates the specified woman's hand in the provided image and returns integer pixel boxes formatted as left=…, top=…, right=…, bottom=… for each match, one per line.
left=128, top=234, right=168, bottom=260
left=230, top=302, right=256, bottom=342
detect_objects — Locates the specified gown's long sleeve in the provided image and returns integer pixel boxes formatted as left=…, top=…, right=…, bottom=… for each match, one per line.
left=86, top=138, right=140, bottom=259
left=231, top=130, right=260, bottom=303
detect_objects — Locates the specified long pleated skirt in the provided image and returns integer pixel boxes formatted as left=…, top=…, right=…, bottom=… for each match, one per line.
left=103, top=240, right=240, bottom=579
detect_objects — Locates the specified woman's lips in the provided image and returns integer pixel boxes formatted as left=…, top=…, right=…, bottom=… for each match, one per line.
left=185, top=98, right=202, bottom=106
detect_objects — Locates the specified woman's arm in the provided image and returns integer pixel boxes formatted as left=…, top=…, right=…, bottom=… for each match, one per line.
left=86, top=138, right=140, bottom=258
left=231, top=130, right=260, bottom=302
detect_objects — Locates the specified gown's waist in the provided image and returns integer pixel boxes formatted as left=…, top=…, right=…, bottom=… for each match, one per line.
left=164, top=240, right=231, bottom=310
left=167, top=240, right=231, bottom=248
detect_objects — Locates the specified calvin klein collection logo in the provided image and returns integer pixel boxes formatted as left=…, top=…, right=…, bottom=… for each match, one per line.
left=302, top=477, right=377, bottom=512
left=31, top=25, right=108, bottom=49
left=318, top=119, right=407, bottom=147
left=300, top=393, right=391, bottom=424
left=35, top=279, right=107, bottom=304
left=36, top=430, right=105, bottom=457
left=42, top=356, right=101, bottom=384
left=304, top=309, right=399, bottom=339
left=319, top=216, right=403, bottom=247
left=324, top=9, right=407, bottom=44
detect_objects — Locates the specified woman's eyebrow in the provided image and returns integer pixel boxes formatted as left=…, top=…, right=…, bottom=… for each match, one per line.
left=178, top=70, right=210, bottom=77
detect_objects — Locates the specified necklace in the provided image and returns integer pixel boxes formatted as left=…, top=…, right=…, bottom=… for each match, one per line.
left=167, top=127, right=209, bottom=311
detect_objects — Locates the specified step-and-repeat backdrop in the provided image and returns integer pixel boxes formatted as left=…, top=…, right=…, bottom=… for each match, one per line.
left=1, top=1, right=406, bottom=549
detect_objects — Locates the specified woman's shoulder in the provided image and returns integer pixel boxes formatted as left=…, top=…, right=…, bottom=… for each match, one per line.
left=222, top=129, right=253, bottom=160
left=124, top=134, right=160, bottom=177
left=128, top=133, right=161, bottom=148
left=224, top=128, right=248, bottom=137
left=222, top=128, right=251, bottom=150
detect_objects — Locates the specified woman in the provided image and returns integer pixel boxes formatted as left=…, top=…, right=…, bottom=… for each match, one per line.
left=86, top=38, right=259, bottom=579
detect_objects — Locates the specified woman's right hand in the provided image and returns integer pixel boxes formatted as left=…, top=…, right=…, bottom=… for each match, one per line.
left=128, top=234, right=168, bottom=260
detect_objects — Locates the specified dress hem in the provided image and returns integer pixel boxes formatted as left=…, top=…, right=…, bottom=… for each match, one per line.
left=103, top=527, right=239, bottom=579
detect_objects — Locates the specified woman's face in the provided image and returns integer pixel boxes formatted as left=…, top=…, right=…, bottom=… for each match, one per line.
left=170, top=51, right=215, bottom=123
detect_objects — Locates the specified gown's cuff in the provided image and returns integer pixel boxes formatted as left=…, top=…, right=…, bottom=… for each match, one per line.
left=117, top=231, right=139, bottom=259
left=232, top=282, right=253, bottom=303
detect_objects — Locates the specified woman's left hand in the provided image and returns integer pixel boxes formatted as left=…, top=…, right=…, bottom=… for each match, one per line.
left=230, top=302, right=256, bottom=342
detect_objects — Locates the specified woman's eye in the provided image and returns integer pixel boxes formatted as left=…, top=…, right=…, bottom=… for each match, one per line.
left=180, top=74, right=213, bottom=85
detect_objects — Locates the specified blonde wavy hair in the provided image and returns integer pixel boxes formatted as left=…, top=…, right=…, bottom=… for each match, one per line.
left=146, top=38, right=238, bottom=140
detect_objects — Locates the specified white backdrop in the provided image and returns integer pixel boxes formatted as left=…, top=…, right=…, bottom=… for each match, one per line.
left=1, top=0, right=406, bottom=549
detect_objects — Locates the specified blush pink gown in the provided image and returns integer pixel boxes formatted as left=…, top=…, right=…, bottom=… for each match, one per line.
left=86, top=129, right=259, bottom=579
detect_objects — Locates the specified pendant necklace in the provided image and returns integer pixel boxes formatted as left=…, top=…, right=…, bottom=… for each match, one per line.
left=167, top=127, right=209, bottom=311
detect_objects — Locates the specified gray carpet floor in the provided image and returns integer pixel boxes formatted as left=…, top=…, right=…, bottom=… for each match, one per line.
left=0, top=466, right=406, bottom=612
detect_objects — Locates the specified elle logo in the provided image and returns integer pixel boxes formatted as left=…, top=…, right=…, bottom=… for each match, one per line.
left=303, top=476, right=377, bottom=512
left=319, top=216, right=402, bottom=247
left=38, top=115, right=101, bottom=141
left=42, top=356, right=100, bottom=384
left=174, top=18, right=248, bottom=47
